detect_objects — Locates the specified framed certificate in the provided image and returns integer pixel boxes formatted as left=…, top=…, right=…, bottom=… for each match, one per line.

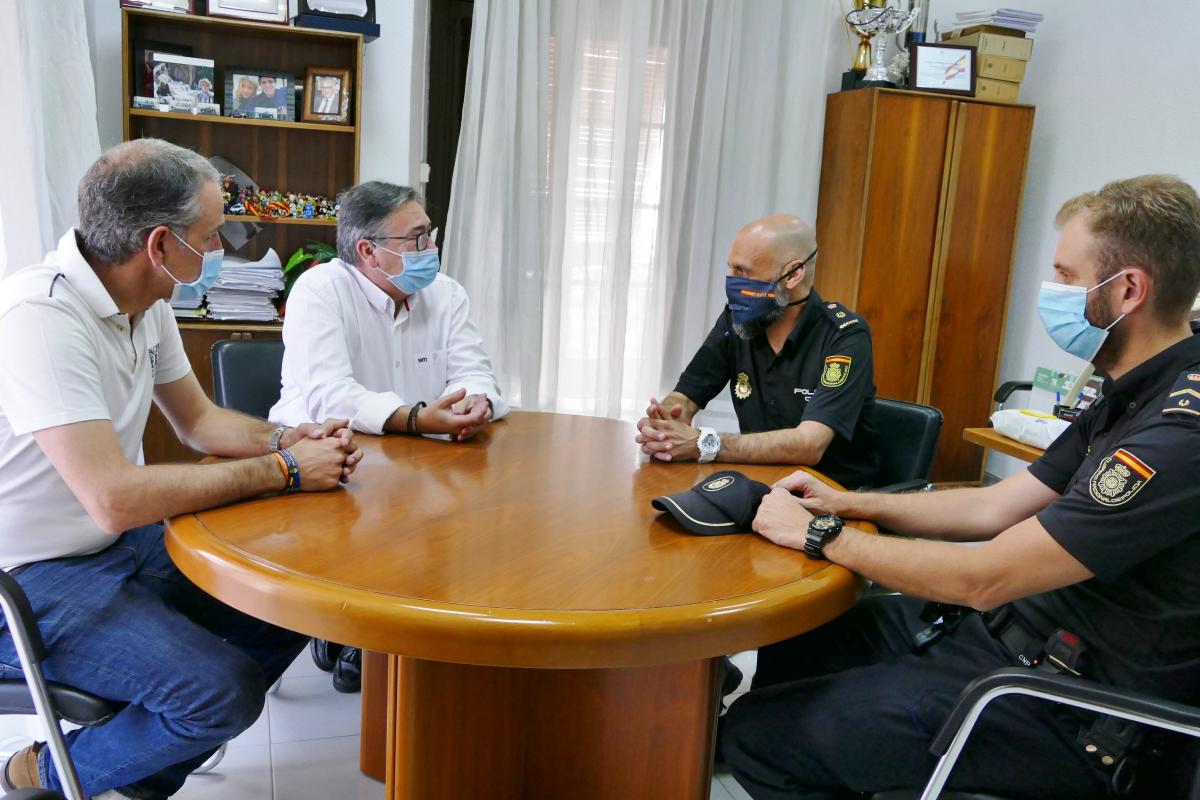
left=207, top=0, right=288, bottom=25
left=909, top=42, right=977, bottom=97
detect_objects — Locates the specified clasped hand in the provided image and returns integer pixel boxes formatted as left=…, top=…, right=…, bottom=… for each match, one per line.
left=282, top=418, right=362, bottom=489
left=635, top=396, right=699, bottom=461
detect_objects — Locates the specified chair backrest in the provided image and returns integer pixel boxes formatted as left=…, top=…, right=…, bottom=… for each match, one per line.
left=210, top=339, right=286, bottom=418
left=872, top=397, right=944, bottom=487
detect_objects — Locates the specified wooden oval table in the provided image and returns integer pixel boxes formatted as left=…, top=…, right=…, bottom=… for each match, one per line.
left=166, top=411, right=873, bottom=800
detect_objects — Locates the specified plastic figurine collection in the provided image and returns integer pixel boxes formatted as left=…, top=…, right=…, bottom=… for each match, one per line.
left=221, top=175, right=338, bottom=221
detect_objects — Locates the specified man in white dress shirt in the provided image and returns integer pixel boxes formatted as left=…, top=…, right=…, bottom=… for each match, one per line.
left=271, top=181, right=507, bottom=691
left=272, top=180, right=507, bottom=439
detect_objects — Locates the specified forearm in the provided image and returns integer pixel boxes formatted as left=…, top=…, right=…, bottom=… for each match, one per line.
left=661, top=391, right=700, bottom=424
left=831, top=486, right=1004, bottom=542
left=97, top=456, right=288, bottom=534
left=181, top=405, right=279, bottom=457
left=718, top=429, right=822, bottom=465
left=824, top=527, right=996, bottom=609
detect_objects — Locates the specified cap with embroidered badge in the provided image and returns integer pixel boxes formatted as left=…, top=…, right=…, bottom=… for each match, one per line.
left=651, top=470, right=772, bottom=536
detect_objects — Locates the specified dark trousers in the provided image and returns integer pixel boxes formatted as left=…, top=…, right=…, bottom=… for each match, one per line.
left=720, top=595, right=1110, bottom=800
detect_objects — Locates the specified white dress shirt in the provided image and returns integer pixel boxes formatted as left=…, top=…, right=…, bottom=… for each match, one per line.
left=270, top=259, right=508, bottom=434
left=0, top=230, right=191, bottom=568
left=317, top=94, right=338, bottom=114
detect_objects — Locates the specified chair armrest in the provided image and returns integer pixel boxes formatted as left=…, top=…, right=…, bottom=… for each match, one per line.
left=874, top=479, right=931, bottom=495
left=993, top=381, right=1033, bottom=405
left=932, top=667, right=1200, bottom=756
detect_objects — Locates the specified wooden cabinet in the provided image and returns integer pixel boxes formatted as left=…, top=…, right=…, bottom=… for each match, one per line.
left=143, top=324, right=282, bottom=464
left=120, top=11, right=363, bottom=463
left=815, top=88, right=1035, bottom=482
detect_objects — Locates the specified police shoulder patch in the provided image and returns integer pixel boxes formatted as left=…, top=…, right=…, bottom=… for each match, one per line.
left=1163, top=368, right=1200, bottom=419
left=821, top=355, right=852, bottom=388
left=1088, top=448, right=1155, bottom=506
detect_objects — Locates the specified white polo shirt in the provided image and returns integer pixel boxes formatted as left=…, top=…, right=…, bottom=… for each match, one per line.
left=270, top=259, right=508, bottom=433
left=0, top=230, right=191, bottom=568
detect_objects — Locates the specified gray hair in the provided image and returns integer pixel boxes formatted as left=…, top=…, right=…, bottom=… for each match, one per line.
left=77, top=138, right=220, bottom=265
left=336, top=181, right=422, bottom=263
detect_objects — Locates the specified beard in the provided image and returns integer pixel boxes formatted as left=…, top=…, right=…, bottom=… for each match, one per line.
left=1084, top=287, right=1124, bottom=368
left=732, top=302, right=788, bottom=341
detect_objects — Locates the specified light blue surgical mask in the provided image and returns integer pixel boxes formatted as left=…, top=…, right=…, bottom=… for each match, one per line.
left=1036, top=270, right=1127, bottom=362
left=163, top=231, right=223, bottom=306
left=371, top=242, right=441, bottom=295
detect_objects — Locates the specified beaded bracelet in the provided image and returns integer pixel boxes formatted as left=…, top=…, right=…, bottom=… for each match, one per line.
left=407, top=401, right=427, bottom=435
left=277, top=448, right=301, bottom=493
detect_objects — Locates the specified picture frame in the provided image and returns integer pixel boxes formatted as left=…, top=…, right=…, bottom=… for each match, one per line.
left=224, top=67, right=297, bottom=121
left=207, top=0, right=288, bottom=25
left=149, top=52, right=216, bottom=112
left=908, top=42, right=977, bottom=97
left=301, top=66, right=352, bottom=124
left=121, top=0, right=193, bottom=13
left=132, top=40, right=193, bottom=99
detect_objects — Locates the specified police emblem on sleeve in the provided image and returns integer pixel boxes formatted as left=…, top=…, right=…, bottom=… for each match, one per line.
left=734, top=372, right=752, bottom=400
left=1088, top=449, right=1155, bottom=506
left=821, top=355, right=852, bottom=388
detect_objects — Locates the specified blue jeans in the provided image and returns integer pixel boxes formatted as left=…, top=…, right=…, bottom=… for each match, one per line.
left=0, top=525, right=308, bottom=798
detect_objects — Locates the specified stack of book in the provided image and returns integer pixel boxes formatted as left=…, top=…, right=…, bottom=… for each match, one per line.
left=205, top=249, right=284, bottom=322
left=941, top=9, right=1042, bottom=104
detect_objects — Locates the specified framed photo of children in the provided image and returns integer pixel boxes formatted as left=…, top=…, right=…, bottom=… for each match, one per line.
left=224, top=68, right=297, bottom=121
left=909, top=42, right=977, bottom=97
left=302, top=66, right=352, bottom=124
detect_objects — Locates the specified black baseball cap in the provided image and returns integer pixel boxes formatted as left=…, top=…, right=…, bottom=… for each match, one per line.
left=651, top=470, right=772, bottom=536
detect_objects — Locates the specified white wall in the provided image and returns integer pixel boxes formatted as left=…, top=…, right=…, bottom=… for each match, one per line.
left=923, top=0, right=1200, bottom=478
left=85, top=1, right=427, bottom=185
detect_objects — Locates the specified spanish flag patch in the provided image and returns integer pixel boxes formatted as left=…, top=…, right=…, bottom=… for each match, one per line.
left=1088, top=448, right=1155, bottom=507
left=821, top=355, right=852, bottom=388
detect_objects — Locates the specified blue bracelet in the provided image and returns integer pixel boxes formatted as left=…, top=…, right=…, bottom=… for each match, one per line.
left=277, top=448, right=301, bottom=493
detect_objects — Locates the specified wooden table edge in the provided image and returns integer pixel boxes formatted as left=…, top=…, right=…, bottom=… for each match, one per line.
left=165, top=513, right=873, bottom=669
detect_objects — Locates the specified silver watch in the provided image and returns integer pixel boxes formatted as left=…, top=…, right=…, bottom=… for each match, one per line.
left=268, top=424, right=289, bottom=453
left=697, top=427, right=721, bottom=463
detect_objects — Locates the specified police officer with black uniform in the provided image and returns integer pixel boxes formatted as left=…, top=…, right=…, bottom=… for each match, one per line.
left=721, top=175, right=1200, bottom=799
left=635, top=214, right=880, bottom=490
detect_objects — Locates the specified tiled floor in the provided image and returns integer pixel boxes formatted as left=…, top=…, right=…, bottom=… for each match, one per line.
left=1, top=649, right=759, bottom=799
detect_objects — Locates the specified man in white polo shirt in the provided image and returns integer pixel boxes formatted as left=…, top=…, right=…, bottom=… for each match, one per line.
left=270, top=180, right=507, bottom=691
left=0, top=138, right=362, bottom=798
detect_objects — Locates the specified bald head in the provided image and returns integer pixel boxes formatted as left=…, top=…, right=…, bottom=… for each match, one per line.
left=727, top=214, right=818, bottom=296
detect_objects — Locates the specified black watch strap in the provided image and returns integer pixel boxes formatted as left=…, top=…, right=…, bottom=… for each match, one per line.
left=804, top=514, right=844, bottom=560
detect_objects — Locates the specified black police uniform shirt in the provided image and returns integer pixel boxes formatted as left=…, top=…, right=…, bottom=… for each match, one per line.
left=1019, top=333, right=1200, bottom=703
left=673, top=289, right=880, bottom=489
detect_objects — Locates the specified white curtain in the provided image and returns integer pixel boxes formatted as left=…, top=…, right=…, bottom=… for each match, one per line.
left=0, top=0, right=101, bottom=277
left=444, top=0, right=847, bottom=419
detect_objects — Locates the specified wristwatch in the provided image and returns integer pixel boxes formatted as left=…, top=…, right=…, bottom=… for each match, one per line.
left=268, top=424, right=289, bottom=453
left=804, top=514, right=844, bottom=560
left=697, top=427, right=721, bottom=463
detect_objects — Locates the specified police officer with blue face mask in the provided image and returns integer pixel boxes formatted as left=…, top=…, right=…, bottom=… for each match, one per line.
left=635, top=214, right=880, bottom=491
left=721, top=175, right=1200, bottom=800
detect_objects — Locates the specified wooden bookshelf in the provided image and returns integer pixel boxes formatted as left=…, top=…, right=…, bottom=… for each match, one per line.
left=121, top=8, right=362, bottom=262
left=223, top=214, right=337, bottom=226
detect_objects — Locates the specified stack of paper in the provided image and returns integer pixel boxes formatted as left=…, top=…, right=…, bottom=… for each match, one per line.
left=206, top=248, right=284, bottom=322
left=954, top=8, right=1044, bottom=35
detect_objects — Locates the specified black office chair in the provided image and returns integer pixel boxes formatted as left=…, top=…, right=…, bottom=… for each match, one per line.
left=992, top=380, right=1033, bottom=412
left=0, top=570, right=123, bottom=800
left=872, top=398, right=944, bottom=494
left=210, top=339, right=286, bottom=419
left=871, top=668, right=1200, bottom=800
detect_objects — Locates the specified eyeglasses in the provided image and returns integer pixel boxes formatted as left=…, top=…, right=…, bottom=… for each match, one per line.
left=372, top=227, right=439, bottom=253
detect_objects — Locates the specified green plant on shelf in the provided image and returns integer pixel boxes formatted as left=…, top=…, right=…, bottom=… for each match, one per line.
left=283, top=241, right=337, bottom=304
